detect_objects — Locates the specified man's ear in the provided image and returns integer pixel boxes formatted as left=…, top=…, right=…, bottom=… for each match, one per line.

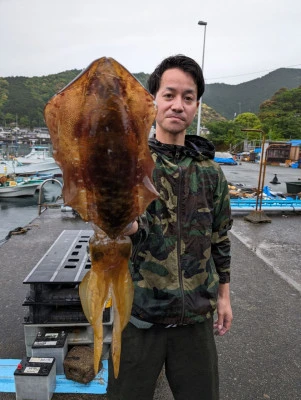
left=195, top=101, right=200, bottom=117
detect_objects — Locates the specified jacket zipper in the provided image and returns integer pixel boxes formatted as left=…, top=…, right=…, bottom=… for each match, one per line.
left=175, top=151, right=185, bottom=324
left=131, top=236, right=141, bottom=270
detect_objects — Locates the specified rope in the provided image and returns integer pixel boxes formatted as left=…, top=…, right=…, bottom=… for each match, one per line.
left=0, top=226, right=31, bottom=246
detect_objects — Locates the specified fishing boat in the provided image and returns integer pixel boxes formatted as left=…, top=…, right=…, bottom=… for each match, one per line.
left=0, top=177, right=44, bottom=198
left=17, top=146, right=54, bottom=164
left=0, top=146, right=59, bottom=176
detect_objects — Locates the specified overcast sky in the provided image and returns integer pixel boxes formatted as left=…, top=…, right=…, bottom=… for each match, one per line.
left=1, top=0, right=300, bottom=84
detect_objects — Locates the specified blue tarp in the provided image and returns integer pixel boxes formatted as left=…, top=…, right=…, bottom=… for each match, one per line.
left=0, top=359, right=108, bottom=394
left=230, top=198, right=301, bottom=210
left=214, top=152, right=237, bottom=165
left=287, top=140, right=301, bottom=147
left=214, top=157, right=237, bottom=165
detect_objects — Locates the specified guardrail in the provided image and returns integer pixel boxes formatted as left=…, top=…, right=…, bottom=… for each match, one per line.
left=38, top=178, right=63, bottom=215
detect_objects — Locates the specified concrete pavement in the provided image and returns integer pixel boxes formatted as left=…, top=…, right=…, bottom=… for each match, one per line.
left=220, top=162, right=301, bottom=196
left=0, top=206, right=300, bottom=399
left=216, top=230, right=300, bottom=400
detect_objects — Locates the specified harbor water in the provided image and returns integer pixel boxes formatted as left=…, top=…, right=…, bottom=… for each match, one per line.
left=0, top=181, right=62, bottom=243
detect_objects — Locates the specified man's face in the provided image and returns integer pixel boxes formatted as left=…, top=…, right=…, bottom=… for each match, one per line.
left=154, top=68, right=199, bottom=137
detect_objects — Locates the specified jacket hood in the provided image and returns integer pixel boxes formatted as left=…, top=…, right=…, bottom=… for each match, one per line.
left=148, top=135, right=215, bottom=161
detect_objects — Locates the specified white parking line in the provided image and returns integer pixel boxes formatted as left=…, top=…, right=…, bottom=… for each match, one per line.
left=230, top=227, right=301, bottom=294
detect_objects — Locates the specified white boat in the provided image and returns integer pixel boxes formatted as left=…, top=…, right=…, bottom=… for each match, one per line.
left=0, top=127, right=12, bottom=136
left=0, top=146, right=59, bottom=176
left=17, top=146, right=53, bottom=164
left=0, top=178, right=44, bottom=198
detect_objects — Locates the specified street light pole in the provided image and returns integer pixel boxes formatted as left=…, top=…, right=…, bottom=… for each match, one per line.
left=196, top=20, right=207, bottom=136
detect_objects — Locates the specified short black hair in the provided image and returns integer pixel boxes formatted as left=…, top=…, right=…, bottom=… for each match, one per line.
left=147, top=54, right=205, bottom=100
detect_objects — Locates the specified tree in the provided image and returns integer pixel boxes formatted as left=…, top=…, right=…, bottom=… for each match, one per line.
left=0, top=78, right=9, bottom=109
left=206, top=121, right=243, bottom=151
left=258, top=87, right=301, bottom=139
left=19, top=116, right=30, bottom=128
left=4, top=113, right=15, bottom=125
left=0, top=79, right=9, bottom=125
left=234, top=112, right=262, bottom=129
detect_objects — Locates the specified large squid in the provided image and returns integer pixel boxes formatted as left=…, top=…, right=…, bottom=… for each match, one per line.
left=44, top=57, right=158, bottom=378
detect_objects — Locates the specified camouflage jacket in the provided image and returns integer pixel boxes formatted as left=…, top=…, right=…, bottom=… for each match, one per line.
left=130, top=135, right=233, bottom=325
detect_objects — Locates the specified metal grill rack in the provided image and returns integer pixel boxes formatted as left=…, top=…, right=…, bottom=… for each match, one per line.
left=22, top=230, right=113, bottom=358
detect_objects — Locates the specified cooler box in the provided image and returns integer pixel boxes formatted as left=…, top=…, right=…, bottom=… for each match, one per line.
left=286, top=182, right=301, bottom=194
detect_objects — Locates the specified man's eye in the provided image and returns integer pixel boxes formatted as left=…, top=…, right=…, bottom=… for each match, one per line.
left=164, top=93, right=173, bottom=99
left=185, top=97, right=193, bottom=102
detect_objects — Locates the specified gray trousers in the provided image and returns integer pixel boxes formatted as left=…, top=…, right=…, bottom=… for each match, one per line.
left=107, top=318, right=219, bottom=400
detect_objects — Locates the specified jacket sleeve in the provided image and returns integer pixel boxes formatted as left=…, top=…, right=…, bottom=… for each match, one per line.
left=129, top=213, right=150, bottom=262
left=211, top=167, right=233, bottom=284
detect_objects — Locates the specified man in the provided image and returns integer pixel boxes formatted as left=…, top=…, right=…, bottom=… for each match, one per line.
left=107, top=54, right=233, bottom=400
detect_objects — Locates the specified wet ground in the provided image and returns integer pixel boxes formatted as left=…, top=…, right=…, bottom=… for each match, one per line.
left=221, top=162, right=301, bottom=293
left=220, top=161, right=300, bottom=195
left=231, top=214, right=301, bottom=292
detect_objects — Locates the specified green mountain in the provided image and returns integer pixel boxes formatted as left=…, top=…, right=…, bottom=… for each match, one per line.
left=0, top=67, right=300, bottom=128
left=203, top=68, right=301, bottom=119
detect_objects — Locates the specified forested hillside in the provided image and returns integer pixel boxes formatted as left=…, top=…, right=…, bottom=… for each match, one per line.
left=206, top=86, right=301, bottom=150
left=0, top=67, right=300, bottom=130
left=0, top=70, right=151, bottom=128
left=203, top=68, right=301, bottom=119
left=0, top=70, right=82, bottom=128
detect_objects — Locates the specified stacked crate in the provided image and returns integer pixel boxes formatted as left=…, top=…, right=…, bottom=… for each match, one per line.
left=22, top=230, right=113, bottom=359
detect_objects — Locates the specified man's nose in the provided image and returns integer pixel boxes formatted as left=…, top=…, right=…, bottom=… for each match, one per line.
left=171, top=96, right=184, bottom=112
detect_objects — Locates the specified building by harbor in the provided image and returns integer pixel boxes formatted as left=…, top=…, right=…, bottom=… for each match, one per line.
left=0, top=127, right=52, bottom=157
